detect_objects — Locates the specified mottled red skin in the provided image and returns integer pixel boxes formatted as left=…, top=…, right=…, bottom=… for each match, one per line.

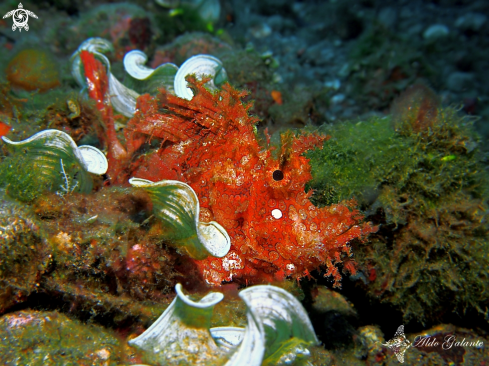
left=122, top=77, right=376, bottom=287
left=80, top=50, right=375, bottom=286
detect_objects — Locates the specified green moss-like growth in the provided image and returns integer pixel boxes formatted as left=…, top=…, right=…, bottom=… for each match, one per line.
left=307, top=94, right=489, bottom=324
left=0, top=154, right=55, bottom=202
left=306, top=116, right=400, bottom=207
left=1, top=130, right=94, bottom=202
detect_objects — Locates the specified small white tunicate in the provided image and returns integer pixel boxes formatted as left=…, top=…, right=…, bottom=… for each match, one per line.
left=271, top=209, right=283, bottom=219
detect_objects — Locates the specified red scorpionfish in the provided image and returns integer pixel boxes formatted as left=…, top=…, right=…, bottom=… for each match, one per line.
left=123, top=77, right=375, bottom=287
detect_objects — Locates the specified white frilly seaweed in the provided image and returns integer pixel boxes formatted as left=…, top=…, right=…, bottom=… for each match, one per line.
left=229, top=285, right=319, bottom=365
left=124, top=50, right=159, bottom=80
left=71, top=38, right=228, bottom=116
left=128, top=177, right=230, bottom=260
left=123, top=50, right=178, bottom=95
left=174, top=54, right=228, bottom=100
left=129, top=284, right=319, bottom=366
left=129, top=283, right=226, bottom=365
left=1, top=129, right=107, bottom=195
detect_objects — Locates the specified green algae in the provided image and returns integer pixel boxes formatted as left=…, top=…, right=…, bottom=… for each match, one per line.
left=0, top=154, right=52, bottom=202
left=262, top=337, right=316, bottom=366
left=307, top=105, right=489, bottom=324
left=0, top=80, right=99, bottom=147
left=0, top=130, right=94, bottom=202
left=306, top=116, right=399, bottom=207
left=155, top=5, right=214, bottom=42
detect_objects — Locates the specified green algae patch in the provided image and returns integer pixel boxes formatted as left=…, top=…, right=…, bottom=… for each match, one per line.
left=5, top=49, right=60, bottom=93
left=0, top=153, right=52, bottom=202
left=0, top=129, right=95, bottom=202
left=307, top=108, right=486, bottom=215
left=306, top=116, right=401, bottom=207
left=0, top=310, right=126, bottom=365
left=307, top=105, right=489, bottom=324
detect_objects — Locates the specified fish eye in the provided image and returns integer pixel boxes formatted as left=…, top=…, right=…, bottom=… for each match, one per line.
left=272, top=170, right=284, bottom=181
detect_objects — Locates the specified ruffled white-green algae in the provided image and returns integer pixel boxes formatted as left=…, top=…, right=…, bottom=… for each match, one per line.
left=129, top=177, right=230, bottom=260
left=173, top=54, right=227, bottom=100
left=129, top=284, right=227, bottom=365
left=128, top=283, right=319, bottom=366
left=1, top=129, right=107, bottom=200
